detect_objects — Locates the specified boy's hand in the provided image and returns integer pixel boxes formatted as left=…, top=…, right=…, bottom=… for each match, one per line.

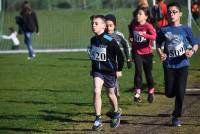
left=116, top=71, right=122, bottom=78
left=159, top=52, right=167, bottom=61
left=185, top=49, right=194, bottom=58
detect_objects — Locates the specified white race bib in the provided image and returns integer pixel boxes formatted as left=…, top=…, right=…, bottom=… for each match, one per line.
left=168, top=42, right=185, bottom=58
left=89, top=46, right=107, bottom=61
left=133, top=31, right=147, bottom=43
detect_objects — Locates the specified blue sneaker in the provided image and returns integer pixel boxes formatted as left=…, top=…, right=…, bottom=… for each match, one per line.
left=110, top=109, right=122, bottom=128
left=92, top=116, right=103, bottom=131
left=172, top=116, right=181, bottom=127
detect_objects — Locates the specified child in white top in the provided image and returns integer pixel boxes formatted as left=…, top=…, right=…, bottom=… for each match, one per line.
left=1, top=27, right=20, bottom=50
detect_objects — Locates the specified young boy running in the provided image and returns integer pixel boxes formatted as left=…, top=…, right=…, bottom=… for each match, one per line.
left=88, top=15, right=124, bottom=131
left=105, top=14, right=132, bottom=99
left=156, top=2, right=198, bottom=127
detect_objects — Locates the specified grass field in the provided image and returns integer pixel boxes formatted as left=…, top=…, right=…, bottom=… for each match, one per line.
left=0, top=50, right=199, bottom=134
left=1, top=7, right=200, bottom=50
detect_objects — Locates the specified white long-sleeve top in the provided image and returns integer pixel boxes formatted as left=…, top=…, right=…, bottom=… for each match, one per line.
left=1, top=32, right=20, bottom=46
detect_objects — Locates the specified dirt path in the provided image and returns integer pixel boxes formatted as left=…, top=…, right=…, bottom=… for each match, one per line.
left=106, top=90, right=200, bottom=134
left=60, top=89, right=200, bottom=134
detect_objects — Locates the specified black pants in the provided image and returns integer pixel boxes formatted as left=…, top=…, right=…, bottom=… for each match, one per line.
left=164, top=66, right=188, bottom=118
left=133, top=53, right=154, bottom=90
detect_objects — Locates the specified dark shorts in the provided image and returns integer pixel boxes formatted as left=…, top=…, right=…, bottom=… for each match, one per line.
left=92, top=72, right=116, bottom=88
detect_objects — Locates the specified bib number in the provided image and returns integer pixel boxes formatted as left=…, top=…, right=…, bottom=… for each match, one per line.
left=89, top=46, right=107, bottom=61
left=168, top=43, right=185, bottom=58
left=133, top=31, right=147, bottom=43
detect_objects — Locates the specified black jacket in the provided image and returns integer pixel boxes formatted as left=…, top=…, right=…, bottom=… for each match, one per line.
left=88, top=32, right=124, bottom=73
left=20, top=11, right=39, bottom=33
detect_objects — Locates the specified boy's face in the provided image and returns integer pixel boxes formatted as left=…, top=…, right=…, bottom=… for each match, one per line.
left=106, top=20, right=115, bottom=34
left=167, top=6, right=182, bottom=23
left=91, top=18, right=106, bottom=35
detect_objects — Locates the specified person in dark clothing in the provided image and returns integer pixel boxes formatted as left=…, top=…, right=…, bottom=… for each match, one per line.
left=105, top=14, right=131, bottom=100
left=88, top=15, right=124, bottom=131
left=156, top=2, right=198, bottom=127
left=20, top=1, right=39, bottom=59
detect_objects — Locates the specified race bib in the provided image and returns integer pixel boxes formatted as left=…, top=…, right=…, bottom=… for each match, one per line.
left=89, top=46, right=107, bottom=61
left=133, top=31, right=147, bottom=43
left=168, top=42, right=185, bottom=58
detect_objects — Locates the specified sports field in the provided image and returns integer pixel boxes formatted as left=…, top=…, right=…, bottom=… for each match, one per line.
left=0, top=51, right=199, bottom=134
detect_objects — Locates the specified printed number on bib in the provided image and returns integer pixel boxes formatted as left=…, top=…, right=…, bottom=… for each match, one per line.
left=168, top=43, right=185, bottom=58
left=90, top=46, right=107, bottom=61
left=133, top=31, right=147, bottom=43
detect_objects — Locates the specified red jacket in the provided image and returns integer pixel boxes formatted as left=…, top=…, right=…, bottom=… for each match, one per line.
left=130, top=22, right=156, bottom=55
left=157, top=1, right=168, bottom=28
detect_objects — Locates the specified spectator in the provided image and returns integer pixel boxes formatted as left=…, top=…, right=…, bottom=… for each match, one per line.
left=1, top=27, right=20, bottom=50
left=151, top=0, right=168, bottom=30
left=20, top=1, right=39, bottom=60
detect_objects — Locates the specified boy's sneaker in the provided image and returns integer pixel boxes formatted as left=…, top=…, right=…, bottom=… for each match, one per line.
left=134, top=93, right=142, bottom=103
left=92, top=116, right=103, bottom=131
left=172, top=116, right=181, bottom=127
left=106, top=108, right=122, bottom=118
left=110, top=109, right=122, bottom=128
left=147, top=93, right=154, bottom=103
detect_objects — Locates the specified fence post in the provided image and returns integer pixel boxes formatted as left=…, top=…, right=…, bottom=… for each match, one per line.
left=0, top=0, right=2, bottom=12
left=188, top=0, right=192, bottom=27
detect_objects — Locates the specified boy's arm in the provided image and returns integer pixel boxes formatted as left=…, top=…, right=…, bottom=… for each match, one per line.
left=117, top=32, right=131, bottom=60
left=112, top=40, right=124, bottom=72
left=185, top=27, right=199, bottom=57
left=32, top=11, right=39, bottom=33
left=185, top=44, right=198, bottom=58
left=156, top=29, right=167, bottom=61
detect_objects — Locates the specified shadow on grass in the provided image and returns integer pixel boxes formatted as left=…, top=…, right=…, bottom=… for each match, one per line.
left=122, top=113, right=171, bottom=117
left=0, top=88, right=83, bottom=93
left=0, top=127, right=44, bottom=133
left=0, top=114, right=93, bottom=123
left=4, top=100, right=93, bottom=106
left=58, top=57, right=89, bottom=61
left=40, top=109, right=94, bottom=116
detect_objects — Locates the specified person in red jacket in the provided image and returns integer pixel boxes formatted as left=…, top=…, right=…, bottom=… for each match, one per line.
left=129, top=6, right=156, bottom=103
left=151, top=0, right=168, bottom=29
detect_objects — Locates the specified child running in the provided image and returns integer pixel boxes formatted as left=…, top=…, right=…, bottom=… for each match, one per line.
left=129, top=6, right=156, bottom=103
left=88, top=15, right=124, bottom=131
left=105, top=14, right=132, bottom=99
left=1, top=27, right=20, bottom=50
left=156, top=2, right=198, bottom=127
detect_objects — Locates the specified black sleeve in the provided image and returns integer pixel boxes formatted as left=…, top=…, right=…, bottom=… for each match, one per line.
left=32, top=11, right=39, bottom=33
left=112, top=40, right=124, bottom=71
left=156, top=29, right=165, bottom=48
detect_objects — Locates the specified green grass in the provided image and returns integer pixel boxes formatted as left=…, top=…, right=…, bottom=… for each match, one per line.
left=0, top=51, right=199, bottom=133
left=1, top=7, right=200, bottom=50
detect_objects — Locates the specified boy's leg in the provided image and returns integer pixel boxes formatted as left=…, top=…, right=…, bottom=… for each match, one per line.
left=104, top=73, right=121, bottom=128
left=143, top=54, right=155, bottom=103
left=172, top=67, right=188, bottom=118
left=107, top=87, right=121, bottom=128
left=107, top=87, right=119, bottom=112
left=133, top=54, right=143, bottom=102
left=163, top=66, right=176, bottom=98
left=115, top=79, right=120, bottom=99
left=93, top=77, right=104, bottom=116
left=92, top=75, right=104, bottom=131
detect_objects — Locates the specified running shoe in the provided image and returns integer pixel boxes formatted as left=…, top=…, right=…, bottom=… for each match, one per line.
left=92, top=116, right=103, bottom=131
